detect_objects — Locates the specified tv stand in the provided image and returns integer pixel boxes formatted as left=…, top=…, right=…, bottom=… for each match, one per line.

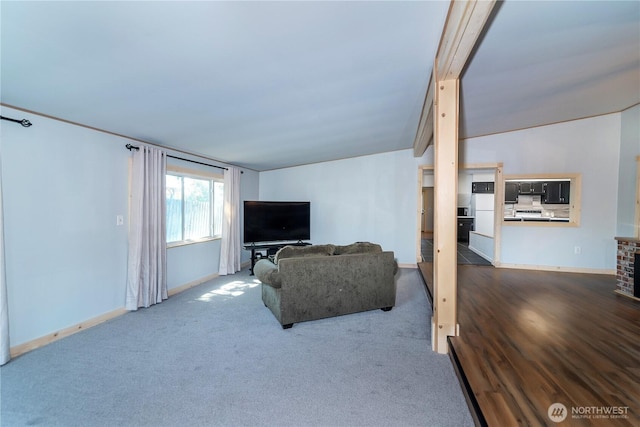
left=245, top=242, right=311, bottom=275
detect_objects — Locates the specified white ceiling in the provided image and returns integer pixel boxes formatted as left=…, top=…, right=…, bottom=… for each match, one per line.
left=1, top=1, right=639, bottom=171
left=460, top=0, right=640, bottom=139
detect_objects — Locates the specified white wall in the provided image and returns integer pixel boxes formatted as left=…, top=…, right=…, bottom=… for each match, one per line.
left=1, top=106, right=259, bottom=347
left=617, top=104, right=640, bottom=237
left=259, top=112, right=627, bottom=272
left=2, top=107, right=130, bottom=346
left=2, top=104, right=629, bottom=347
left=259, top=150, right=421, bottom=265
left=458, top=113, right=622, bottom=271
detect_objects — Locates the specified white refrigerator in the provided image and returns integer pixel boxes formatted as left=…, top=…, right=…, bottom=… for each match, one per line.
left=472, top=193, right=495, bottom=236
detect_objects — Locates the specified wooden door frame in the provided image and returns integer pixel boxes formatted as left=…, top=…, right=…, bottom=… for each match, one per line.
left=416, top=162, right=504, bottom=265
left=636, top=155, right=640, bottom=238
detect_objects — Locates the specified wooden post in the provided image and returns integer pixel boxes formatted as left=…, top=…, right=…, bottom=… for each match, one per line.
left=432, top=77, right=459, bottom=354
left=413, top=0, right=497, bottom=353
left=413, top=76, right=435, bottom=157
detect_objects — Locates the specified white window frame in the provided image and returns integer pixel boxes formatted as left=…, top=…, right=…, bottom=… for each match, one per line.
left=166, top=165, right=224, bottom=248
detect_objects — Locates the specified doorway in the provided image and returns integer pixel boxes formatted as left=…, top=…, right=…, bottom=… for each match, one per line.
left=418, top=164, right=502, bottom=266
left=422, top=187, right=434, bottom=238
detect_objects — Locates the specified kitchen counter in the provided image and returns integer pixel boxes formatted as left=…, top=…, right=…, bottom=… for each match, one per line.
left=503, top=216, right=569, bottom=222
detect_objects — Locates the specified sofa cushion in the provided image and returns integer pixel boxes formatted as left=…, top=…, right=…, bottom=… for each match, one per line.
left=334, top=242, right=382, bottom=255
left=274, top=244, right=336, bottom=264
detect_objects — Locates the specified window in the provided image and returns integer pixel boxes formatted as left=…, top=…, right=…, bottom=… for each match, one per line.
left=166, top=167, right=224, bottom=245
left=502, top=174, right=581, bottom=227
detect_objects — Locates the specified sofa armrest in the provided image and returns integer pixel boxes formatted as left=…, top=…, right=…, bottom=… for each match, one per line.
left=254, top=259, right=282, bottom=288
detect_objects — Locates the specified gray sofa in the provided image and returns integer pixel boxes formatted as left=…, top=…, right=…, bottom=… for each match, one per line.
left=253, top=242, right=397, bottom=328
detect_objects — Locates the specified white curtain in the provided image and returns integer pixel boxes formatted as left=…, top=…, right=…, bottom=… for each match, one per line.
left=0, top=155, right=10, bottom=365
left=219, top=167, right=242, bottom=275
left=126, top=146, right=168, bottom=310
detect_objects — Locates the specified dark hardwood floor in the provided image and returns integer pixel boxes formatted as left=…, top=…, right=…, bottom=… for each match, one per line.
left=421, top=238, right=492, bottom=266
left=418, top=263, right=640, bottom=426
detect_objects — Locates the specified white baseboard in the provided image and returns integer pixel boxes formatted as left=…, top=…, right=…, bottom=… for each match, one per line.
left=495, top=263, right=615, bottom=275
left=168, top=272, right=220, bottom=296
left=10, top=307, right=128, bottom=358
left=398, top=263, right=418, bottom=269
left=11, top=270, right=233, bottom=359
left=467, top=245, right=493, bottom=263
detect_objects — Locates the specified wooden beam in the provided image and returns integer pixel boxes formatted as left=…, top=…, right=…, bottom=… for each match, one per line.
left=412, top=74, right=435, bottom=157
left=493, top=165, right=503, bottom=266
left=432, top=77, right=460, bottom=354
left=437, top=0, right=496, bottom=80
left=413, top=0, right=496, bottom=158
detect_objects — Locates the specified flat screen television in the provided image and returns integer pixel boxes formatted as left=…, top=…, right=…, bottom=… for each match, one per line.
left=243, top=201, right=311, bottom=244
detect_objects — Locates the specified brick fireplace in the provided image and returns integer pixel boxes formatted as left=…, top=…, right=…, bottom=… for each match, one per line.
left=615, top=237, right=640, bottom=299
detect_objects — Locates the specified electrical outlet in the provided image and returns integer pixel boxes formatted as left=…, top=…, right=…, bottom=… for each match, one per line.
left=574, top=246, right=581, bottom=255
left=116, top=215, right=124, bottom=226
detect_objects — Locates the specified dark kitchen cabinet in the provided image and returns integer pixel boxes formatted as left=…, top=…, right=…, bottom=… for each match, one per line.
left=505, top=182, right=519, bottom=203
left=545, top=181, right=570, bottom=204
left=531, top=181, right=546, bottom=194
left=457, top=218, right=474, bottom=242
left=518, top=181, right=546, bottom=195
left=472, top=182, right=494, bottom=194
left=519, top=181, right=533, bottom=194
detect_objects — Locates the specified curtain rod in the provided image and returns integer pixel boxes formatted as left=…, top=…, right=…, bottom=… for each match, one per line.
left=125, top=144, right=242, bottom=173
left=0, top=115, right=32, bottom=127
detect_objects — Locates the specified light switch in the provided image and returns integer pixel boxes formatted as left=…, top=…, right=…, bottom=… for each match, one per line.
left=116, top=215, right=124, bottom=226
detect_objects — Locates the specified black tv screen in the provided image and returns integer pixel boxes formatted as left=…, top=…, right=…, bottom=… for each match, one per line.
left=243, top=201, right=311, bottom=244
